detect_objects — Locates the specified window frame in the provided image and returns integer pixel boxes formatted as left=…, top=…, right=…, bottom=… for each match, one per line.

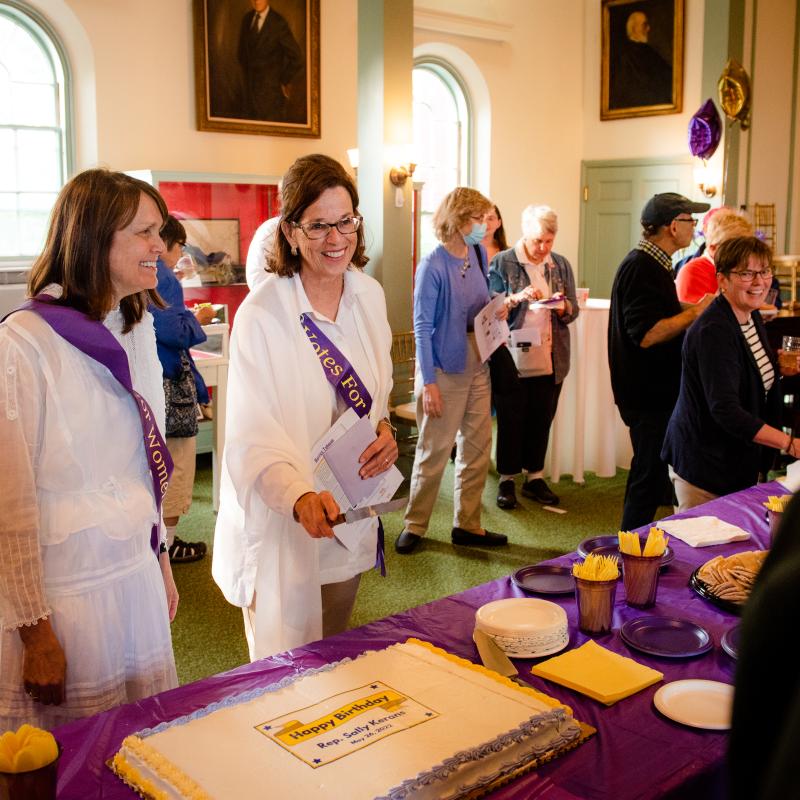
left=0, top=0, right=73, bottom=268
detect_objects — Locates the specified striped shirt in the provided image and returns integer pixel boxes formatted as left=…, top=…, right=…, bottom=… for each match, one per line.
left=740, top=318, right=775, bottom=393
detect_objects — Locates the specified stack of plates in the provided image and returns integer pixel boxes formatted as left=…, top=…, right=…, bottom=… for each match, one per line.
left=475, top=598, right=568, bottom=658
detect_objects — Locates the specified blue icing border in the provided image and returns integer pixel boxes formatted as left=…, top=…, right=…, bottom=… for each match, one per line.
left=376, top=709, right=581, bottom=800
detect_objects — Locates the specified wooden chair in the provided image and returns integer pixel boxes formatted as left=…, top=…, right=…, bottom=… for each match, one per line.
left=389, top=331, right=417, bottom=449
left=754, top=203, right=777, bottom=251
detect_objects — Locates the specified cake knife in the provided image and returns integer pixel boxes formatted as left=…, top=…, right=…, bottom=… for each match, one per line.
left=331, top=496, right=408, bottom=526
left=473, top=629, right=527, bottom=686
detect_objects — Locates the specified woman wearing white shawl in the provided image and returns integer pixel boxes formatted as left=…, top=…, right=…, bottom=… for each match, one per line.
left=213, top=155, right=396, bottom=660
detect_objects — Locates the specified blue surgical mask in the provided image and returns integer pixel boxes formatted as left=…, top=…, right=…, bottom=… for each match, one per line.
left=463, top=222, right=487, bottom=246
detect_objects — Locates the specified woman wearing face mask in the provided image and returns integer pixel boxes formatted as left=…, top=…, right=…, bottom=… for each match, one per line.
left=395, top=188, right=509, bottom=555
left=489, top=205, right=578, bottom=510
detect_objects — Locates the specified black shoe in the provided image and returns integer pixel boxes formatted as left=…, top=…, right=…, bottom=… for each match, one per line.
left=395, top=531, right=422, bottom=554
left=521, top=478, right=559, bottom=505
left=168, top=537, right=207, bottom=563
left=451, top=527, right=508, bottom=547
left=496, top=480, right=517, bottom=510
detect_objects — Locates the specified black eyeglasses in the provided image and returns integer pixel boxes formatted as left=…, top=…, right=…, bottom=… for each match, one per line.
left=730, top=268, right=773, bottom=283
left=675, top=217, right=697, bottom=225
left=292, top=216, right=362, bottom=240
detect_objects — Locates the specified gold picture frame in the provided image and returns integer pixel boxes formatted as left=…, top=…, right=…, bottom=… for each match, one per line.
left=601, top=0, right=684, bottom=121
left=193, top=0, right=320, bottom=138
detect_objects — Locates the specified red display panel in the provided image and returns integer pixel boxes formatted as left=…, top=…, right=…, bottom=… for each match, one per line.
left=158, top=181, right=280, bottom=265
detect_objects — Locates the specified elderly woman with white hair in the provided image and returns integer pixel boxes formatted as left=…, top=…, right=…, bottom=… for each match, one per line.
left=488, top=205, right=579, bottom=510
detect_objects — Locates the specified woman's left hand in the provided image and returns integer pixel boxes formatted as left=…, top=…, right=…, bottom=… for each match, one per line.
left=495, top=303, right=509, bottom=322
left=358, top=422, right=399, bottom=479
left=159, top=552, right=180, bottom=622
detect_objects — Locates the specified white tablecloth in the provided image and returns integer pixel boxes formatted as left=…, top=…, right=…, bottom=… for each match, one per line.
left=545, top=298, right=632, bottom=482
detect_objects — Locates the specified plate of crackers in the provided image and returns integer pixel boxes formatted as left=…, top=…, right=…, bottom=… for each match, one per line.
left=689, top=550, right=768, bottom=614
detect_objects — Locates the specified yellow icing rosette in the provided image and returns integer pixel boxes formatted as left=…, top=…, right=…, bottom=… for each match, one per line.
left=0, top=724, right=59, bottom=774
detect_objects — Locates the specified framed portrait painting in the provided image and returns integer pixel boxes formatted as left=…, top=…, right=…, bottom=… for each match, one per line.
left=601, top=0, right=684, bottom=120
left=193, top=0, right=320, bottom=137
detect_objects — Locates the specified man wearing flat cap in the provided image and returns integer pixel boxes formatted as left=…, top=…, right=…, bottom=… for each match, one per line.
left=609, top=192, right=714, bottom=530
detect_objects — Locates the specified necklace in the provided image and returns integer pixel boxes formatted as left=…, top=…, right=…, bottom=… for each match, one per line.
left=460, top=255, right=470, bottom=278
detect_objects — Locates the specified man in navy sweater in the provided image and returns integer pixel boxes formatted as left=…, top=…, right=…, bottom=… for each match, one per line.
left=608, top=193, right=712, bottom=530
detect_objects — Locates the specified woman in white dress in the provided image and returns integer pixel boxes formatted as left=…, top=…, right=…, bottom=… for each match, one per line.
left=0, top=169, right=179, bottom=731
left=213, top=154, right=397, bottom=660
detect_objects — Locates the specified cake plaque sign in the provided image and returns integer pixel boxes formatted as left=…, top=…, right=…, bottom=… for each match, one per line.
left=256, top=681, right=439, bottom=767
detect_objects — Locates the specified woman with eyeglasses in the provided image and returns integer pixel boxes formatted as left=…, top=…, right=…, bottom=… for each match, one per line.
left=395, top=188, right=509, bottom=555
left=662, top=236, right=800, bottom=510
left=212, top=155, right=396, bottom=659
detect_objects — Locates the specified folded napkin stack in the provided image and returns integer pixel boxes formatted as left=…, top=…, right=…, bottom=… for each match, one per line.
left=531, top=640, right=663, bottom=705
left=658, top=516, right=751, bottom=548
left=778, top=460, right=800, bottom=492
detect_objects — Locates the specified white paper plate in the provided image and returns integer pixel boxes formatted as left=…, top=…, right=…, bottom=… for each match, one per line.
left=475, top=598, right=568, bottom=658
left=653, top=679, right=734, bottom=730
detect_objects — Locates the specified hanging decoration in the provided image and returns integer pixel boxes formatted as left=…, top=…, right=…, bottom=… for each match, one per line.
left=718, top=58, right=752, bottom=130
left=688, top=98, right=722, bottom=159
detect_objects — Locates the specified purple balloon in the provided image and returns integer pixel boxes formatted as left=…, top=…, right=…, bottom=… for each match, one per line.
left=688, top=98, right=722, bottom=159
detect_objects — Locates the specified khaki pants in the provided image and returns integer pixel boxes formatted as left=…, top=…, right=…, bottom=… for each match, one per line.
left=668, top=465, right=718, bottom=513
left=404, top=334, right=492, bottom=536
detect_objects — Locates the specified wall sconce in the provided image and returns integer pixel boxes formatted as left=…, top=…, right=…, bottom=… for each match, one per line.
left=389, top=161, right=416, bottom=187
left=693, top=161, right=717, bottom=198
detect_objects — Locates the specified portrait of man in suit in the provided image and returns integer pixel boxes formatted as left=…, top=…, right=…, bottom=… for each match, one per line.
left=196, top=0, right=320, bottom=137
left=238, top=0, right=303, bottom=123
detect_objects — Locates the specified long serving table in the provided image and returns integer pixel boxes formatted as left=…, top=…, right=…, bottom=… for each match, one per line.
left=52, top=482, right=780, bottom=799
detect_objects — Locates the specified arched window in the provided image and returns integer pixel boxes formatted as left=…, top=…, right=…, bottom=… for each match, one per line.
left=413, top=60, right=470, bottom=255
left=0, top=2, right=70, bottom=261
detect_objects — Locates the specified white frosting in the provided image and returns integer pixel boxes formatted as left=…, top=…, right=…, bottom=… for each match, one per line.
left=113, top=641, right=581, bottom=800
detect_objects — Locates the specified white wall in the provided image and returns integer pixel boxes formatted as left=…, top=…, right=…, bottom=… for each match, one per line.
left=581, top=0, right=707, bottom=162
left=414, top=0, right=585, bottom=265
left=33, top=0, right=359, bottom=176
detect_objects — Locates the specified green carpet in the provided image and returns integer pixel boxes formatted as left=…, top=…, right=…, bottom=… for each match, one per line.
left=169, top=453, right=653, bottom=685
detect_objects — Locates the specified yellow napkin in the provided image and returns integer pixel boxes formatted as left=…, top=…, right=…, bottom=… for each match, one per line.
left=531, top=640, right=663, bottom=705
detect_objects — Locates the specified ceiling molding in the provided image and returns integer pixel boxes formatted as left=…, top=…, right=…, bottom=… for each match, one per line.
left=413, top=8, right=513, bottom=42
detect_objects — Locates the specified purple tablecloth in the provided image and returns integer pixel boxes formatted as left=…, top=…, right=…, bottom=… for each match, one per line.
left=52, top=482, right=782, bottom=799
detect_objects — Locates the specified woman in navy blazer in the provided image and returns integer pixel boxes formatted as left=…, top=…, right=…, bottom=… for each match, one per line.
left=662, top=236, right=800, bottom=510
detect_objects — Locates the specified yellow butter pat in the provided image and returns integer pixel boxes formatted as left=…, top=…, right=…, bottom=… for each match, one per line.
left=0, top=725, right=58, bottom=773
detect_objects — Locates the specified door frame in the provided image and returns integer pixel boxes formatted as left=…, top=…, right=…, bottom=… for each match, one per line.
left=578, top=155, right=695, bottom=291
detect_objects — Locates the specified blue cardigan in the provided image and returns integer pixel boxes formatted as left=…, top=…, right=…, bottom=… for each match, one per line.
left=151, top=260, right=209, bottom=404
left=661, top=294, right=781, bottom=496
left=488, top=248, right=578, bottom=384
left=413, top=244, right=490, bottom=385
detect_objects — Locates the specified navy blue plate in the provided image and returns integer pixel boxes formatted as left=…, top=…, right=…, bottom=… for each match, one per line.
left=721, top=624, right=741, bottom=659
left=577, top=534, right=675, bottom=569
left=621, top=616, right=713, bottom=658
left=512, top=565, right=574, bottom=595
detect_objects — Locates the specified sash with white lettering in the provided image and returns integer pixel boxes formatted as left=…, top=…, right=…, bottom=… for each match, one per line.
left=299, top=313, right=385, bottom=576
left=300, top=312, right=373, bottom=417
left=6, top=296, right=173, bottom=557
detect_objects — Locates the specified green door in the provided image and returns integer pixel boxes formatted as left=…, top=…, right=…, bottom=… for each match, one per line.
left=579, top=158, right=697, bottom=298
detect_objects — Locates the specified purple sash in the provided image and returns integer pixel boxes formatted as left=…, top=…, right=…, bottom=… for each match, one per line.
left=300, top=313, right=373, bottom=417
left=7, top=296, right=173, bottom=557
left=299, top=313, right=385, bottom=576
